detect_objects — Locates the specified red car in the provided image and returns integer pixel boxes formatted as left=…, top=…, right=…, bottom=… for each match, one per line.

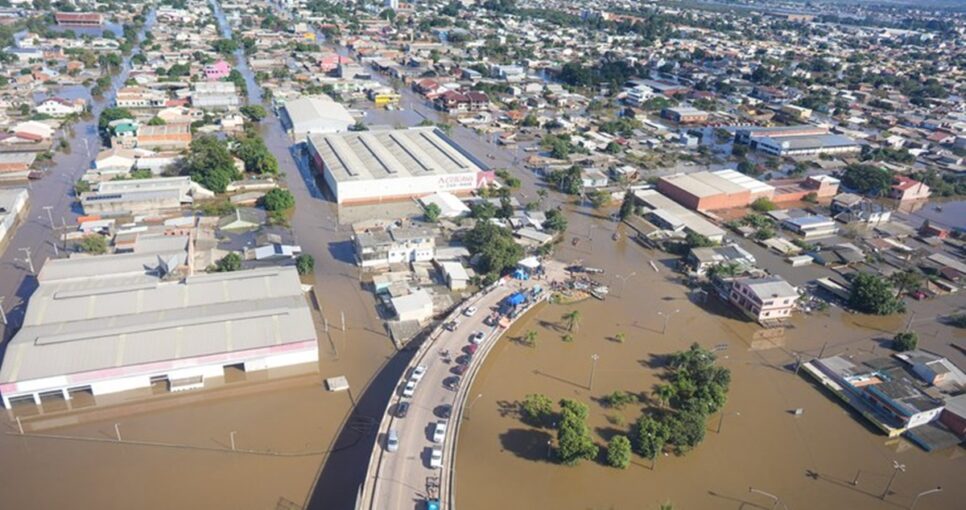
left=910, top=289, right=928, bottom=300
left=464, top=344, right=479, bottom=355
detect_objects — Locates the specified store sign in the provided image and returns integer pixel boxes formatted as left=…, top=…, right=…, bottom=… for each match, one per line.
left=436, top=173, right=476, bottom=190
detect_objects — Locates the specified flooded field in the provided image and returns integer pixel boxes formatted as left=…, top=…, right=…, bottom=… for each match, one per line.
left=456, top=204, right=966, bottom=510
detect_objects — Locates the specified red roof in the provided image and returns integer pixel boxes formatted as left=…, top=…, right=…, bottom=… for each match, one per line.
left=55, top=12, right=103, bottom=23
left=892, top=176, right=922, bottom=191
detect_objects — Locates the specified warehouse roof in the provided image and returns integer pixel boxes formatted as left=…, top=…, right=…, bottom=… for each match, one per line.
left=308, top=127, right=488, bottom=183
left=1, top=263, right=316, bottom=384
left=661, top=171, right=748, bottom=198
left=712, top=169, right=775, bottom=195
left=283, top=96, right=355, bottom=134
left=764, top=134, right=859, bottom=150
left=633, top=189, right=726, bottom=240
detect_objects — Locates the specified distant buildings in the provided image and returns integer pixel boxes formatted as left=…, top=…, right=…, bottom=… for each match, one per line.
left=728, top=275, right=798, bottom=323
left=54, top=12, right=104, bottom=27
left=80, top=176, right=214, bottom=216
left=661, top=106, right=709, bottom=124
left=734, top=122, right=859, bottom=158
left=36, top=97, right=85, bottom=117
left=686, top=244, right=756, bottom=275
left=306, top=127, right=493, bottom=205
left=0, top=188, right=28, bottom=245
left=191, top=82, right=240, bottom=109
left=631, top=189, right=726, bottom=243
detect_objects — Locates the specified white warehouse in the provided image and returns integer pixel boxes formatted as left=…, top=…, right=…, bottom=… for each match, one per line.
left=0, top=247, right=319, bottom=408
left=306, top=127, right=494, bottom=205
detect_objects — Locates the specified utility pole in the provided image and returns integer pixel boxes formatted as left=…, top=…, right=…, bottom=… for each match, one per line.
left=19, top=247, right=34, bottom=274
left=910, top=486, right=942, bottom=510
left=0, top=296, right=7, bottom=326
left=341, top=311, right=346, bottom=332
left=589, top=354, right=599, bottom=391
left=881, top=460, right=906, bottom=500
left=716, top=411, right=740, bottom=434
left=114, top=423, right=122, bottom=442
left=230, top=431, right=237, bottom=451
left=42, top=206, right=54, bottom=229
left=466, top=393, right=483, bottom=419
left=658, top=309, right=680, bottom=335
left=748, top=487, right=785, bottom=510
left=51, top=240, right=59, bottom=257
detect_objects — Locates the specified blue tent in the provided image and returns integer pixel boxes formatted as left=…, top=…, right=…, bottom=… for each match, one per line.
left=505, top=292, right=526, bottom=306
left=512, top=268, right=530, bottom=280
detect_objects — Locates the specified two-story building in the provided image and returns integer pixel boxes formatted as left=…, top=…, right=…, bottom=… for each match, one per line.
left=728, top=275, right=798, bottom=323
left=353, top=227, right=436, bottom=268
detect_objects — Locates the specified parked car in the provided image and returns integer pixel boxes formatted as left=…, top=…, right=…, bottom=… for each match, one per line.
left=465, top=344, right=479, bottom=355
left=445, top=319, right=460, bottom=331
left=386, top=428, right=399, bottom=452
left=410, top=365, right=427, bottom=383
left=396, top=401, right=410, bottom=418
left=430, top=446, right=443, bottom=468
left=470, top=331, right=485, bottom=344
left=464, top=306, right=478, bottom=317
left=403, top=380, right=417, bottom=397
left=443, top=376, right=460, bottom=390
left=452, top=363, right=468, bottom=375
left=432, top=420, right=448, bottom=443
left=435, top=404, right=452, bottom=419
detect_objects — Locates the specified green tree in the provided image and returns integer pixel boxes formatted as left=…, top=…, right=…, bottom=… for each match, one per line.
left=848, top=272, right=904, bottom=315
left=562, top=309, right=581, bottom=332
left=98, top=106, right=132, bottom=131
left=619, top=191, right=635, bottom=220
left=751, top=197, right=776, bottom=212
left=556, top=399, right=597, bottom=465
left=606, top=435, right=632, bottom=469
left=424, top=203, right=441, bottom=222
left=893, top=331, right=918, bottom=352
left=234, top=136, right=279, bottom=175
left=78, top=234, right=108, bottom=254
left=239, top=104, right=267, bottom=122
left=685, top=232, right=714, bottom=248
left=654, top=383, right=675, bottom=410
left=602, top=390, right=636, bottom=409
left=889, top=269, right=922, bottom=299
left=547, top=165, right=582, bottom=194
left=543, top=208, right=568, bottom=233
left=588, top=189, right=611, bottom=209
left=186, top=135, right=240, bottom=193
left=841, top=164, right=893, bottom=196
left=520, top=329, right=538, bottom=347
left=519, top=393, right=554, bottom=426
left=665, top=407, right=707, bottom=455
left=262, top=188, right=295, bottom=211
left=463, top=221, right=523, bottom=275
left=632, top=414, right=668, bottom=460
left=147, top=116, right=166, bottom=126
left=214, top=252, right=242, bottom=272
left=295, top=254, right=315, bottom=275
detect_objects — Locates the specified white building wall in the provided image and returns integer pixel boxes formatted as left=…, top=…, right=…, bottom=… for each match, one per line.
left=90, top=375, right=152, bottom=396
left=333, top=171, right=479, bottom=204
left=263, top=347, right=319, bottom=369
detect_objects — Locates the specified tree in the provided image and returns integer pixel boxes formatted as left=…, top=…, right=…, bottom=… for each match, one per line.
left=841, top=164, right=893, bottom=196
left=424, top=203, right=441, bottom=222
left=543, top=208, right=568, bottom=233
left=147, top=116, right=166, bottom=126
left=186, top=135, right=240, bottom=193
left=556, top=399, right=597, bottom=465
left=665, top=407, right=707, bottom=455
left=893, top=331, right=918, bottom=352
left=751, top=197, right=776, bottom=212
left=212, top=38, right=238, bottom=55
left=79, top=234, right=107, bottom=254
left=239, top=104, right=267, bottom=122
left=654, top=383, right=675, bottom=410
left=519, top=393, right=553, bottom=426
left=632, top=414, right=668, bottom=460
left=562, top=310, right=581, bottom=332
left=848, top=272, right=904, bottom=315
left=606, top=435, right=632, bottom=469
left=295, top=254, right=315, bottom=275
left=521, top=329, right=537, bottom=347
left=619, top=191, right=635, bottom=220
left=263, top=188, right=295, bottom=211
left=889, top=269, right=922, bottom=299
left=463, top=221, right=523, bottom=275
left=98, top=106, right=132, bottom=131
left=234, top=136, right=279, bottom=175
left=685, top=232, right=714, bottom=248
left=547, top=165, right=582, bottom=194
left=214, top=252, right=242, bottom=272
left=602, top=390, right=636, bottom=409
left=588, top=189, right=611, bottom=209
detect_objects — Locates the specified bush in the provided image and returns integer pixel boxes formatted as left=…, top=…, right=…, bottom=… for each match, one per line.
left=239, top=104, right=267, bottom=122
left=262, top=188, right=295, bottom=211
left=606, top=435, right=632, bottom=469
left=849, top=272, right=904, bottom=315
left=79, top=234, right=108, bottom=254
left=214, top=252, right=242, bottom=272
left=519, top=393, right=554, bottom=426
left=424, top=203, right=441, bottom=222
left=295, top=254, right=315, bottom=275
left=893, top=331, right=918, bottom=352
left=601, top=390, right=637, bottom=410
left=751, top=197, right=776, bottom=212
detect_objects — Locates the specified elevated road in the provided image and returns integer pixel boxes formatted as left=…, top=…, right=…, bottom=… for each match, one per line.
left=358, top=262, right=564, bottom=510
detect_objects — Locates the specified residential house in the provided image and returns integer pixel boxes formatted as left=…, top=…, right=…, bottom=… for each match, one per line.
left=353, top=227, right=436, bottom=267
left=728, top=275, right=798, bottom=323
left=890, top=176, right=931, bottom=201
left=203, top=60, right=232, bottom=81
left=36, top=97, right=85, bottom=118
left=686, top=244, right=757, bottom=275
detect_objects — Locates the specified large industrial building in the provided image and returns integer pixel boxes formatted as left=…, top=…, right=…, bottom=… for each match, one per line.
left=0, top=242, right=319, bottom=408
left=657, top=170, right=775, bottom=211
left=306, top=126, right=493, bottom=205
left=281, top=96, right=356, bottom=139
left=735, top=125, right=860, bottom=157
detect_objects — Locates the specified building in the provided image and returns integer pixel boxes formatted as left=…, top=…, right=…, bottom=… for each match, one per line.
left=0, top=253, right=318, bottom=408
left=281, top=97, right=355, bottom=139
left=632, top=189, right=726, bottom=243
left=686, top=244, right=756, bottom=275
left=439, top=261, right=470, bottom=290
left=115, top=86, right=168, bottom=109
left=728, top=275, right=798, bottom=323
left=81, top=176, right=214, bottom=216
left=353, top=227, right=436, bottom=267
left=735, top=125, right=830, bottom=145
left=782, top=215, right=838, bottom=239
left=191, top=82, right=240, bottom=109
left=890, top=176, right=931, bottom=201
left=54, top=11, right=104, bottom=26
left=0, top=153, right=37, bottom=180
left=368, top=88, right=401, bottom=108
left=770, top=175, right=840, bottom=203
left=752, top=133, right=860, bottom=157
left=0, top=187, right=28, bottom=244
left=36, top=97, right=85, bottom=117
left=391, top=289, right=434, bottom=323
left=135, top=123, right=192, bottom=150
left=306, top=127, right=493, bottom=205
left=203, top=60, right=232, bottom=81
left=657, top=170, right=774, bottom=211
left=661, top=106, right=709, bottom=124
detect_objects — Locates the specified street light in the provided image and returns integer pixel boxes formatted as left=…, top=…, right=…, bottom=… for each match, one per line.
left=910, top=486, right=942, bottom=510
left=589, top=354, right=599, bottom=390
left=614, top=272, right=636, bottom=298
left=881, top=460, right=906, bottom=500
left=657, top=309, right=680, bottom=335
left=466, top=393, right=483, bottom=420
left=748, top=487, right=786, bottom=510
left=716, top=410, right=740, bottom=434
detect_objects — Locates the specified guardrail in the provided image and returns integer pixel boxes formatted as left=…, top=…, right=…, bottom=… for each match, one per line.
left=440, top=291, right=549, bottom=510
left=356, top=278, right=505, bottom=510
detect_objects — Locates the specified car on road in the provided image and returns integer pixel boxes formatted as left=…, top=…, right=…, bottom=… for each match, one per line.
left=432, top=420, right=448, bottom=443
left=452, top=363, right=468, bottom=375
left=484, top=315, right=499, bottom=326
left=410, top=365, right=427, bottom=383
left=463, top=306, right=478, bottom=317
left=464, top=344, right=479, bottom=355
left=403, top=380, right=417, bottom=397
left=456, top=354, right=473, bottom=365
left=444, top=319, right=460, bottom=331
left=395, top=401, right=410, bottom=418
left=443, top=376, right=460, bottom=390
left=435, top=404, right=452, bottom=419
left=469, top=331, right=485, bottom=344
left=430, top=446, right=443, bottom=468
left=386, top=428, right=399, bottom=452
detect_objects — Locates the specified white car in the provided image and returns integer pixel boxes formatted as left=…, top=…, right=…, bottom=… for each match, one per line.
left=463, top=306, right=478, bottom=317
left=410, top=365, right=427, bottom=383
left=470, top=331, right=485, bottom=344
left=432, top=420, right=448, bottom=443
left=386, top=428, right=399, bottom=452
left=430, top=446, right=443, bottom=468
left=402, top=380, right=416, bottom=398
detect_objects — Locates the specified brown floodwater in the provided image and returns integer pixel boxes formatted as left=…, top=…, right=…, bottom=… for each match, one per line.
left=455, top=204, right=966, bottom=510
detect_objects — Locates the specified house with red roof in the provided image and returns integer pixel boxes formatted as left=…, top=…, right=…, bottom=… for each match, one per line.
left=54, top=12, right=104, bottom=27
left=890, top=176, right=931, bottom=201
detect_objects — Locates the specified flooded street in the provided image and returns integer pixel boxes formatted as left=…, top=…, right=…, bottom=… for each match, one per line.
left=455, top=205, right=965, bottom=509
